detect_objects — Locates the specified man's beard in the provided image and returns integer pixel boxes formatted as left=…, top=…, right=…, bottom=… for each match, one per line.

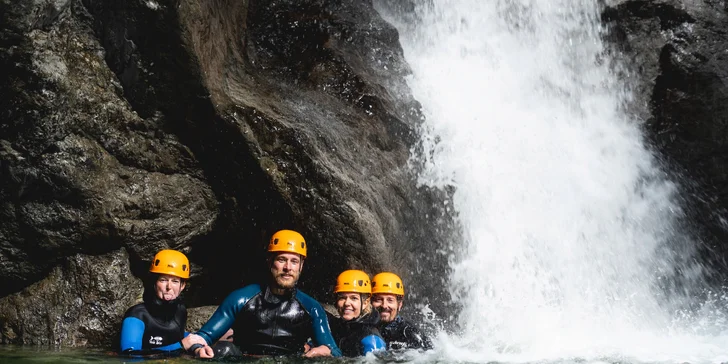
left=379, top=307, right=397, bottom=323
left=274, top=273, right=298, bottom=289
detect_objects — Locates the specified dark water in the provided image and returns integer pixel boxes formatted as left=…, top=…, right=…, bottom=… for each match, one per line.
left=0, top=345, right=410, bottom=364
left=0, top=345, right=179, bottom=364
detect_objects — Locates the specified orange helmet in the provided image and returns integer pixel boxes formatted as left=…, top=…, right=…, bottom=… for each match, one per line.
left=268, top=230, right=307, bottom=258
left=371, top=272, right=404, bottom=296
left=334, top=270, right=371, bottom=294
left=149, top=250, right=190, bottom=279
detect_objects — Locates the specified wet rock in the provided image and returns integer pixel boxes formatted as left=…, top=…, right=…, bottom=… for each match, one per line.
left=0, top=0, right=454, bottom=346
left=0, top=250, right=140, bottom=347
left=0, top=0, right=218, bottom=297
left=79, top=0, right=454, bottom=312
left=186, top=306, right=217, bottom=333
left=603, top=0, right=728, bottom=279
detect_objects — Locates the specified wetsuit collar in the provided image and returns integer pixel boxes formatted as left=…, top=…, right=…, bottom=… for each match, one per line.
left=263, top=285, right=296, bottom=304
left=381, top=314, right=403, bottom=329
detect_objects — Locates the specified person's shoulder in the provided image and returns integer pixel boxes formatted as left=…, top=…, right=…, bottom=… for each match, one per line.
left=398, top=317, right=432, bottom=349
left=177, top=302, right=187, bottom=315
left=294, top=290, right=325, bottom=313
left=398, top=317, right=424, bottom=332
left=398, top=317, right=417, bottom=327
left=228, top=284, right=262, bottom=299
left=219, top=284, right=262, bottom=309
left=385, top=316, right=418, bottom=336
left=123, top=302, right=147, bottom=319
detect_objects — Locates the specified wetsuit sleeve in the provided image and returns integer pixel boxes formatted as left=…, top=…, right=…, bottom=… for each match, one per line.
left=360, top=335, right=386, bottom=354
left=120, top=317, right=184, bottom=355
left=196, top=284, right=260, bottom=345
left=297, top=292, right=342, bottom=357
left=120, top=317, right=145, bottom=352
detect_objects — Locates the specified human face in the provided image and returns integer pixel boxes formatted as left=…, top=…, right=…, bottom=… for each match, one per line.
left=155, top=274, right=186, bottom=301
left=270, top=252, right=304, bottom=290
left=371, top=293, right=402, bottom=323
left=336, top=292, right=367, bottom=321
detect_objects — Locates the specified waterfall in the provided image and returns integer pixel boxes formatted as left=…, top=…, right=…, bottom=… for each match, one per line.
left=375, top=1, right=728, bottom=363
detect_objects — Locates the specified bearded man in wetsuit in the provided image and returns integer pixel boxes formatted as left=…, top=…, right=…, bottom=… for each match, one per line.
left=187, top=230, right=341, bottom=358
left=371, top=272, right=433, bottom=351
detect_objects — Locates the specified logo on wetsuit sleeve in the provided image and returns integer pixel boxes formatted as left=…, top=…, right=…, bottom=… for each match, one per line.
left=149, top=336, right=163, bottom=345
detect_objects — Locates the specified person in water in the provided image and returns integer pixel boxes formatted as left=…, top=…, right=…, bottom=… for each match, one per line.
left=371, top=272, right=433, bottom=350
left=119, top=249, right=212, bottom=356
left=329, top=269, right=386, bottom=357
left=187, top=230, right=342, bottom=358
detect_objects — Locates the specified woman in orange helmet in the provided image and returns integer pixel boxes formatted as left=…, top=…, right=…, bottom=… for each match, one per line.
left=328, top=270, right=386, bottom=357
left=119, top=249, right=209, bottom=356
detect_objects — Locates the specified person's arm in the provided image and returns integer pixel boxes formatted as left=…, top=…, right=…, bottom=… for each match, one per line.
left=120, top=317, right=185, bottom=354
left=403, top=324, right=433, bottom=350
left=120, top=317, right=145, bottom=352
left=296, top=292, right=342, bottom=357
left=195, top=285, right=260, bottom=345
left=360, top=334, right=387, bottom=354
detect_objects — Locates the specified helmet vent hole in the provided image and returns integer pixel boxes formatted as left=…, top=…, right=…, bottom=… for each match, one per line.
left=182, top=265, right=187, bottom=271
left=273, top=238, right=279, bottom=245
left=155, top=259, right=160, bottom=266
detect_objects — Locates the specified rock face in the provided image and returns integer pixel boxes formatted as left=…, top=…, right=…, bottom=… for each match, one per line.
left=13, top=0, right=728, bottom=350
left=0, top=0, right=454, bottom=347
left=602, top=0, right=728, bottom=278
left=0, top=250, right=140, bottom=346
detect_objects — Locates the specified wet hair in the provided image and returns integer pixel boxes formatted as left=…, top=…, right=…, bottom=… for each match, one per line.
left=361, top=294, right=372, bottom=315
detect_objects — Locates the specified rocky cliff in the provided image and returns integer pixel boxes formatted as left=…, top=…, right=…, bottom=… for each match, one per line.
left=0, top=0, right=453, bottom=346
left=603, top=0, right=728, bottom=280
left=2, top=0, right=728, bottom=348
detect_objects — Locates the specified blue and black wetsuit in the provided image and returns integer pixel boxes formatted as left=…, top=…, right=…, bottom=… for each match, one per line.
left=379, top=316, right=433, bottom=350
left=196, top=284, right=342, bottom=357
left=119, top=289, right=187, bottom=355
left=328, top=310, right=386, bottom=357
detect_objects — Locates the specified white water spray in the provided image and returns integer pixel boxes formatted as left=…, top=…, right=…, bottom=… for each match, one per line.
left=375, top=1, right=728, bottom=363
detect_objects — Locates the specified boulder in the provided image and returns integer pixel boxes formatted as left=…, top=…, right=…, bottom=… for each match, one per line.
left=0, top=250, right=140, bottom=347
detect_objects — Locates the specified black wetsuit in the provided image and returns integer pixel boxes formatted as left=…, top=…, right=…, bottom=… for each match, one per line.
left=329, top=310, right=386, bottom=357
left=379, top=316, right=433, bottom=350
left=119, top=288, right=187, bottom=355
left=196, top=284, right=341, bottom=357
